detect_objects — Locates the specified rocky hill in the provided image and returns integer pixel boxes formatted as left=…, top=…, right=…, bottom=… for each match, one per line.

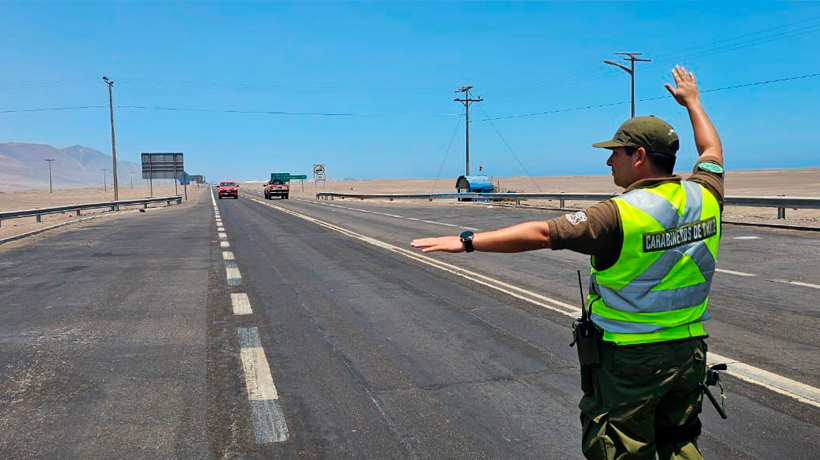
left=0, top=142, right=142, bottom=191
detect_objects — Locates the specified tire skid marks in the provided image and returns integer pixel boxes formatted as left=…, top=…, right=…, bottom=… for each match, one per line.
left=211, top=187, right=289, bottom=444
left=250, top=197, right=820, bottom=410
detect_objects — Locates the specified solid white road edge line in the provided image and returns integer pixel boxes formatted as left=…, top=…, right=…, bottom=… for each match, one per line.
left=231, top=293, right=253, bottom=315
left=770, top=279, right=820, bottom=290
left=250, top=197, right=820, bottom=410
left=715, top=268, right=757, bottom=277
left=296, top=197, right=482, bottom=231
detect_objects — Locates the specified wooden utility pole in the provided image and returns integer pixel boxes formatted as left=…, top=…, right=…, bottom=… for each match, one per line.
left=454, top=86, right=483, bottom=177
left=103, top=77, right=119, bottom=201
left=44, top=159, right=55, bottom=193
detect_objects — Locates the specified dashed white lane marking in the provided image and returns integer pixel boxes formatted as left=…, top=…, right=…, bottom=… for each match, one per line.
left=296, top=197, right=481, bottom=231
left=251, top=197, right=820, bottom=410
left=771, top=279, right=820, bottom=290
left=218, top=232, right=228, bottom=240
left=226, top=261, right=242, bottom=285
left=223, top=251, right=235, bottom=261
left=732, top=236, right=761, bottom=240
left=221, top=241, right=231, bottom=248
left=238, top=327, right=288, bottom=443
left=218, top=226, right=225, bottom=232
left=716, top=268, right=757, bottom=277
left=231, top=293, right=253, bottom=315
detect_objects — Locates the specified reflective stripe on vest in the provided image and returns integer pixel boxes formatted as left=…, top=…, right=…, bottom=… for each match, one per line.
left=589, top=180, right=721, bottom=345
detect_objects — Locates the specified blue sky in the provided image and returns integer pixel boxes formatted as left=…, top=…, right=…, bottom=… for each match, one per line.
left=1, top=1, right=819, bottom=182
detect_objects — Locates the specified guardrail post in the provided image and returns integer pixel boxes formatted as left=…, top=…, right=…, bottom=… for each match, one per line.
left=36, top=215, right=42, bottom=223
left=515, top=199, right=520, bottom=207
left=76, top=210, right=81, bottom=216
left=177, top=198, right=182, bottom=204
left=429, top=197, right=433, bottom=202
left=389, top=198, right=394, bottom=202
left=143, top=203, right=148, bottom=209
left=167, top=199, right=171, bottom=206
left=777, top=207, right=786, bottom=219
left=559, top=197, right=565, bottom=208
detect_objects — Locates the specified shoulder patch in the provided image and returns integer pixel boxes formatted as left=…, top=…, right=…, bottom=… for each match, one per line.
left=564, top=211, right=587, bottom=226
left=697, top=162, right=724, bottom=174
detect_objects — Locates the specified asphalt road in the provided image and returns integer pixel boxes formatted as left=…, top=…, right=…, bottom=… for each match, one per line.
left=222, top=190, right=820, bottom=459
left=2, top=187, right=819, bottom=459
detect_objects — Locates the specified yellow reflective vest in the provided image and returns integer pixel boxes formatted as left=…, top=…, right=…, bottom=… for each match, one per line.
left=588, top=180, right=722, bottom=345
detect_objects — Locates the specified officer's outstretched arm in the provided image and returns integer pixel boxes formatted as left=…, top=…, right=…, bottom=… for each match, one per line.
left=664, top=65, right=723, bottom=164
left=411, top=221, right=552, bottom=254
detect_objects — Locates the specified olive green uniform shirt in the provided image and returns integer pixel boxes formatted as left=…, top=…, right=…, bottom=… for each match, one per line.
left=547, top=157, right=725, bottom=271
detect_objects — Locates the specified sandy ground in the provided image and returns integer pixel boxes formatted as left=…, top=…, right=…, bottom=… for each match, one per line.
left=0, top=184, right=204, bottom=243
left=284, top=168, right=820, bottom=228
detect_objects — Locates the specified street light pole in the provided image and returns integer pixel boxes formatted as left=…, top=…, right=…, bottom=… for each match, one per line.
left=44, top=159, right=55, bottom=193
left=102, top=168, right=107, bottom=192
left=604, top=52, right=651, bottom=118
left=103, top=76, right=119, bottom=201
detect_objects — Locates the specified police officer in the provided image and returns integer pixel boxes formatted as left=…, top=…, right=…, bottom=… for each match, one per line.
left=411, top=65, right=723, bottom=460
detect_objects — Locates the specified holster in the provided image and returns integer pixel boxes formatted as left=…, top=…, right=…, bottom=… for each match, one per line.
left=572, top=318, right=600, bottom=366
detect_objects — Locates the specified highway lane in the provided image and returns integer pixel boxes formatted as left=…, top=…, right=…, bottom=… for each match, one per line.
left=219, top=192, right=820, bottom=459
left=247, top=193, right=820, bottom=390
left=0, top=191, right=214, bottom=459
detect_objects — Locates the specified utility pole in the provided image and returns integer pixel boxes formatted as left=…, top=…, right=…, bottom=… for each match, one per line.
left=103, top=76, right=119, bottom=201
left=454, top=86, right=483, bottom=177
left=130, top=171, right=133, bottom=189
left=102, top=168, right=107, bottom=192
left=604, top=52, right=651, bottom=118
left=44, top=159, right=55, bottom=193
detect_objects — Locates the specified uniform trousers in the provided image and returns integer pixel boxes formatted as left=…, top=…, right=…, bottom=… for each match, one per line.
left=579, top=337, right=707, bottom=460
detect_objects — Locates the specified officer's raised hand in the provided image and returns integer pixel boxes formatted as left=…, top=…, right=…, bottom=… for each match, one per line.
left=665, top=65, right=700, bottom=107
left=411, top=222, right=552, bottom=254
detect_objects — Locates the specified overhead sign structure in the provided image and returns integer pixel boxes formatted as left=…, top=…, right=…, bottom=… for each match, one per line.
left=313, top=164, right=326, bottom=181
left=142, top=153, right=184, bottom=180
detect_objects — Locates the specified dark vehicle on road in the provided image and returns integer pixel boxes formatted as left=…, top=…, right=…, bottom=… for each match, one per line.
left=218, top=181, right=239, bottom=199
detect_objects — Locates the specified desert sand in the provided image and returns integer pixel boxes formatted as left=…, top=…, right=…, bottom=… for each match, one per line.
left=0, top=183, right=201, bottom=242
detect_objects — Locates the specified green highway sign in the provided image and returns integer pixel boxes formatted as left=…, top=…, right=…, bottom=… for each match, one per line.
left=270, top=173, right=306, bottom=182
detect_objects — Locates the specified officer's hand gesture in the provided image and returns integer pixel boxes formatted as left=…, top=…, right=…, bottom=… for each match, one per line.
left=411, top=236, right=464, bottom=253
left=665, top=65, right=700, bottom=108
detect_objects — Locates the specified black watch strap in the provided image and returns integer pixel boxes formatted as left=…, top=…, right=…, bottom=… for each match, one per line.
left=460, top=231, right=475, bottom=253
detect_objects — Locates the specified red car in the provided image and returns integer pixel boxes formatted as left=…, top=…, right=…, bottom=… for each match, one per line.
left=218, top=181, right=239, bottom=199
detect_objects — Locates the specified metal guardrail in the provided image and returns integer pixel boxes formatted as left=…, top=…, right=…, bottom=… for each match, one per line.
left=0, top=196, right=183, bottom=227
left=315, top=192, right=820, bottom=219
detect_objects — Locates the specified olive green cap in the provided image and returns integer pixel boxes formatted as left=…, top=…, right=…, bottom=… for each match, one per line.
left=592, top=115, right=680, bottom=157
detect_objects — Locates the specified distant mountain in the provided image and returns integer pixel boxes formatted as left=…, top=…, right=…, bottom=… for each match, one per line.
left=0, top=142, right=142, bottom=191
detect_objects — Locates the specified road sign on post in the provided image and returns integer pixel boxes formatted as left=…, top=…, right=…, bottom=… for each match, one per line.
left=142, top=153, right=184, bottom=197
left=289, top=175, right=307, bottom=180
left=313, top=164, right=326, bottom=181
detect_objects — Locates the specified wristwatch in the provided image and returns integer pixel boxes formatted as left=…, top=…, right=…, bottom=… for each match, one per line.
left=460, top=231, right=475, bottom=253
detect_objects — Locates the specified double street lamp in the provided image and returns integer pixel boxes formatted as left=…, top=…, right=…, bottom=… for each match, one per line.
left=604, top=52, right=651, bottom=118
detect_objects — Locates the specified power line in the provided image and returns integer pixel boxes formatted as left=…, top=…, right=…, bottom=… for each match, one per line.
left=488, top=16, right=820, bottom=98
left=476, top=104, right=542, bottom=192
left=430, top=110, right=464, bottom=193
left=0, top=105, right=107, bottom=114
left=482, top=71, right=820, bottom=122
